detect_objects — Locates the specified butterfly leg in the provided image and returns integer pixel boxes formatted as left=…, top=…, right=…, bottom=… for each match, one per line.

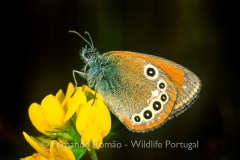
left=72, top=70, right=87, bottom=87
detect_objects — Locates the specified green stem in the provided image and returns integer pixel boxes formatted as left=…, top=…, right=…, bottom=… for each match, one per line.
left=89, top=149, right=98, bottom=160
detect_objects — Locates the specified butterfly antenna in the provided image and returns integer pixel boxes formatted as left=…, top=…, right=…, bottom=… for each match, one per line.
left=84, top=31, right=95, bottom=49
left=69, top=30, right=94, bottom=48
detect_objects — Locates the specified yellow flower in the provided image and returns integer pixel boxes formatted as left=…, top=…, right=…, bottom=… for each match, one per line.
left=22, top=132, right=50, bottom=158
left=23, top=82, right=111, bottom=159
left=20, top=153, right=48, bottom=160
left=75, top=86, right=111, bottom=150
left=28, top=83, right=75, bottom=135
left=50, top=140, right=76, bottom=160
left=21, top=132, right=75, bottom=160
left=64, top=86, right=86, bottom=123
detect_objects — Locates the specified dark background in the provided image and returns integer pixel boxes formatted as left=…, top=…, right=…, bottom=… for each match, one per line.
left=1, top=0, right=239, bottom=159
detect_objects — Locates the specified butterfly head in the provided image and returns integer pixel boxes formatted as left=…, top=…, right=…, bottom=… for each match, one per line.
left=69, top=31, right=100, bottom=67
left=69, top=30, right=107, bottom=88
left=80, top=44, right=98, bottom=62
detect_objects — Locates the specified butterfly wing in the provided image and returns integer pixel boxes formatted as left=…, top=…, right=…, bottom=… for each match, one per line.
left=96, top=51, right=201, bottom=132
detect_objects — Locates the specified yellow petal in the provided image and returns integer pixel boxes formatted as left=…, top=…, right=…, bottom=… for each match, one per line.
left=76, top=98, right=111, bottom=150
left=20, top=153, right=48, bottom=160
left=55, top=89, right=65, bottom=104
left=81, top=127, right=102, bottom=150
left=61, top=83, right=76, bottom=114
left=28, top=103, right=51, bottom=134
left=65, top=82, right=75, bottom=97
left=76, top=102, right=94, bottom=135
left=64, top=87, right=86, bottom=123
left=41, top=95, right=65, bottom=127
left=50, top=140, right=75, bottom=160
left=92, top=99, right=111, bottom=137
left=23, top=132, right=50, bottom=158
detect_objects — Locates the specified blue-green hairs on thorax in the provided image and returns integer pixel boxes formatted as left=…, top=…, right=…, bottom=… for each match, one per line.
left=69, top=30, right=109, bottom=89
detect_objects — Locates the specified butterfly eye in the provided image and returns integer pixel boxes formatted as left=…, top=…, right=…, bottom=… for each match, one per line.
left=81, top=47, right=99, bottom=62
left=69, top=31, right=98, bottom=61
left=84, top=51, right=94, bottom=59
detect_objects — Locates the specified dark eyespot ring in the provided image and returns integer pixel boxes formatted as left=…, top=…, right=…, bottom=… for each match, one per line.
left=144, top=64, right=159, bottom=80
left=159, top=82, right=165, bottom=89
left=143, top=110, right=152, bottom=119
left=134, top=115, right=141, bottom=122
left=153, top=101, right=162, bottom=111
left=146, top=67, right=156, bottom=77
left=160, top=94, right=167, bottom=102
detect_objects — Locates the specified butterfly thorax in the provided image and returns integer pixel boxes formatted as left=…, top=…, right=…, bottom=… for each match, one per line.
left=81, top=47, right=112, bottom=90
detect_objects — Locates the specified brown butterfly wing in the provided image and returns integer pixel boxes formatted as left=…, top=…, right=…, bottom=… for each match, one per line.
left=97, top=51, right=192, bottom=132
left=109, top=51, right=201, bottom=118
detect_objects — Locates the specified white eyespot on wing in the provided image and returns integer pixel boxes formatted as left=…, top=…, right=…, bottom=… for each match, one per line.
left=140, top=108, right=155, bottom=122
left=158, top=92, right=169, bottom=104
left=131, top=113, right=143, bottom=124
left=149, top=99, right=163, bottom=113
left=157, top=79, right=167, bottom=91
left=131, top=98, right=165, bottom=124
left=143, top=64, right=159, bottom=80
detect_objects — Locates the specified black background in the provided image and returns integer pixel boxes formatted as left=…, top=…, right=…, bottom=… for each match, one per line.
left=1, top=0, right=239, bottom=159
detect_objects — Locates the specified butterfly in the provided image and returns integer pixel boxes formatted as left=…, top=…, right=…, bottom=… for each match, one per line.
left=69, top=31, right=201, bottom=132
